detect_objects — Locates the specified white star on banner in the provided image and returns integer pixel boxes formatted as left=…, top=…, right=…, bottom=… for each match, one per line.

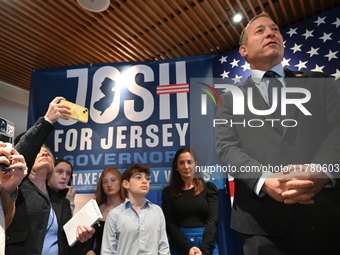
left=281, top=58, right=291, bottom=67
left=306, top=47, right=320, bottom=57
left=311, top=64, right=325, bottom=72
left=302, top=29, right=314, bottom=39
left=220, top=70, right=230, bottom=79
left=324, top=50, right=338, bottom=61
left=332, top=69, right=340, bottom=80
left=230, top=59, right=240, bottom=68
left=287, top=27, right=298, bottom=37
left=241, top=61, right=250, bottom=71
left=232, top=74, right=242, bottom=84
left=214, top=7, right=340, bottom=89
left=290, top=43, right=303, bottom=53
left=294, top=60, right=308, bottom=70
left=332, top=18, right=340, bottom=28
left=314, top=16, right=326, bottom=26
left=319, top=32, right=333, bottom=43
left=219, top=56, right=227, bottom=64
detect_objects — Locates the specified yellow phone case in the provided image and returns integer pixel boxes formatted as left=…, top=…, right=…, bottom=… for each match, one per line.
left=60, top=100, right=88, bottom=123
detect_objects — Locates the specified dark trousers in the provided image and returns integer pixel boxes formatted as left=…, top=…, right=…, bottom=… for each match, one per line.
left=240, top=207, right=340, bottom=255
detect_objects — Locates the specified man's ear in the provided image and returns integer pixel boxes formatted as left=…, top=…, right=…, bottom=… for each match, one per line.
left=122, top=180, right=129, bottom=190
left=239, top=45, right=247, bottom=58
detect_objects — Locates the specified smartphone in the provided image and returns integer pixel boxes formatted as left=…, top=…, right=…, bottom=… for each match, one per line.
left=0, top=143, right=12, bottom=173
left=60, top=100, right=88, bottom=123
left=0, top=118, right=15, bottom=172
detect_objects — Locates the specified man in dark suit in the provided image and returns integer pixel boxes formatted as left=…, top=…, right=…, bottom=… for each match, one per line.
left=215, top=13, right=340, bottom=255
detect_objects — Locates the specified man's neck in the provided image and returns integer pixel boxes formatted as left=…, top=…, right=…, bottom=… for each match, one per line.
left=249, top=59, right=281, bottom=71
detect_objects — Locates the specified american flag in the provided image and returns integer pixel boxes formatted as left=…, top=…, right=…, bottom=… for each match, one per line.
left=212, top=7, right=339, bottom=202
left=214, top=6, right=340, bottom=86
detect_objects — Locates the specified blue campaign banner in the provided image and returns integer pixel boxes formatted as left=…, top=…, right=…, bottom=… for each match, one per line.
left=28, top=55, right=222, bottom=193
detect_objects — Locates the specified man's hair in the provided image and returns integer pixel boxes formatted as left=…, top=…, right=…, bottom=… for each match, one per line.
left=122, top=164, right=150, bottom=182
left=239, top=12, right=273, bottom=46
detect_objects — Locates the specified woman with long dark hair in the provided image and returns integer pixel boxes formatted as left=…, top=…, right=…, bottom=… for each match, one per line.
left=162, top=147, right=219, bottom=255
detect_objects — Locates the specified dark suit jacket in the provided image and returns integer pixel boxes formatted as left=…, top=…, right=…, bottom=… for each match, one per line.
left=6, top=179, right=73, bottom=255
left=215, top=69, right=340, bottom=236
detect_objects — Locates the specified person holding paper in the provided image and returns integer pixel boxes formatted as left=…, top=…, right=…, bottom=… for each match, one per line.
left=85, top=166, right=125, bottom=255
left=5, top=145, right=94, bottom=255
left=101, top=164, right=170, bottom=255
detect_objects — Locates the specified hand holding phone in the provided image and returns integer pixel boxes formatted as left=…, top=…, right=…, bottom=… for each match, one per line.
left=59, top=100, right=88, bottom=123
left=0, top=142, right=12, bottom=172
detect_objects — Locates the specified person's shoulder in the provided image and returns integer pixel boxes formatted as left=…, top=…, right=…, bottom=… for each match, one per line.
left=113, top=201, right=126, bottom=212
left=286, top=69, right=330, bottom=78
left=221, top=77, right=252, bottom=92
left=19, top=178, right=34, bottom=191
left=149, top=202, right=162, bottom=211
left=205, top=181, right=218, bottom=192
left=148, top=203, right=166, bottom=219
left=162, top=186, right=171, bottom=196
left=107, top=202, right=125, bottom=218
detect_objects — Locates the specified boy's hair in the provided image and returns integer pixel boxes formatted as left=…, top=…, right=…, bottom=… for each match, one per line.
left=122, top=164, right=151, bottom=182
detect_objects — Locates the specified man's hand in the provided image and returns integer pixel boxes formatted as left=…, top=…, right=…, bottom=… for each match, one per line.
left=261, top=171, right=314, bottom=204
left=262, top=164, right=330, bottom=204
left=280, top=164, right=330, bottom=204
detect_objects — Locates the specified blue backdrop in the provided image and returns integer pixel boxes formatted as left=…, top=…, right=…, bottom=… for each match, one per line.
left=28, top=7, right=339, bottom=255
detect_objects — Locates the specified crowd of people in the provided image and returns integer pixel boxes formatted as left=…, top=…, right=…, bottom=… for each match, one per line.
left=1, top=11, right=340, bottom=255
left=0, top=96, right=219, bottom=255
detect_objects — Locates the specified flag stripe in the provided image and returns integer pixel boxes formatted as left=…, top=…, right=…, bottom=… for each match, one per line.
left=157, top=88, right=189, bottom=95
left=156, top=83, right=189, bottom=95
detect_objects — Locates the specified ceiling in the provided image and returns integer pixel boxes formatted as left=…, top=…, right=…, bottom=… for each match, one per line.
left=1, top=0, right=339, bottom=91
